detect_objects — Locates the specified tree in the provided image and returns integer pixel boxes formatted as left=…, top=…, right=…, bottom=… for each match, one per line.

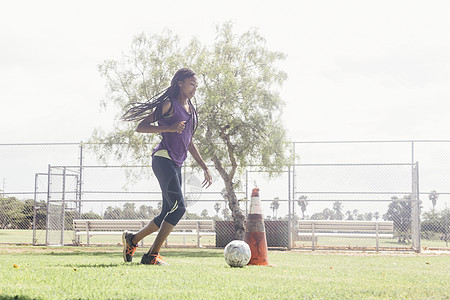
left=122, top=203, right=137, bottom=219
left=297, top=196, right=308, bottom=220
left=374, top=212, right=380, bottom=220
left=92, top=22, right=291, bottom=239
left=346, top=210, right=354, bottom=220
left=270, top=197, right=280, bottom=220
left=214, top=202, right=221, bottom=216
left=81, top=211, right=102, bottom=219
left=421, top=208, right=450, bottom=241
left=222, top=208, right=231, bottom=221
left=104, top=206, right=123, bottom=219
left=310, top=212, right=326, bottom=220
left=364, top=212, right=373, bottom=221
left=136, top=204, right=159, bottom=219
left=201, top=209, right=209, bottom=218
left=332, top=201, right=344, bottom=220
left=323, top=208, right=334, bottom=220
left=429, top=190, right=439, bottom=213
left=0, top=196, right=26, bottom=229
left=383, top=196, right=412, bottom=244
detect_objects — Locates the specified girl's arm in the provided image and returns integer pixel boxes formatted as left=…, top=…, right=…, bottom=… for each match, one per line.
left=136, top=101, right=185, bottom=134
left=189, top=142, right=212, bottom=188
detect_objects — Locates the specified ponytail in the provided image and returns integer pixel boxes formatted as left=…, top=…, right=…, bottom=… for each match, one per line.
left=122, top=68, right=197, bottom=124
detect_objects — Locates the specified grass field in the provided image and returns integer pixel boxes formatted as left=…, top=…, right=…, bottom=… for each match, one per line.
left=0, top=246, right=449, bottom=299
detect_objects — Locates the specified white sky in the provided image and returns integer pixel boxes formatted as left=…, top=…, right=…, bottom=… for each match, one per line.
left=1, top=0, right=449, bottom=143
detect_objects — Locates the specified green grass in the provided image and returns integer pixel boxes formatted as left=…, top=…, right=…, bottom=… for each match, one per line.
left=0, top=246, right=449, bottom=299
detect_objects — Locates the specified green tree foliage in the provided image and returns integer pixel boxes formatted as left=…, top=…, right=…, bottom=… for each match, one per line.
left=346, top=210, right=354, bottom=220
left=92, top=22, right=291, bottom=239
left=421, top=208, right=450, bottom=241
left=0, top=196, right=38, bottom=229
left=201, top=209, right=209, bottom=218
left=104, top=203, right=160, bottom=219
left=81, top=211, right=102, bottom=219
left=383, top=196, right=414, bottom=244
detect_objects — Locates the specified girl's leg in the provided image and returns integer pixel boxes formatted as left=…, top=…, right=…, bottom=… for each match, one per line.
left=131, top=220, right=159, bottom=245
left=130, top=184, right=172, bottom=245
left=148, top=220, right=174, bottom=254
left=146, top=160, right=186, bottom=256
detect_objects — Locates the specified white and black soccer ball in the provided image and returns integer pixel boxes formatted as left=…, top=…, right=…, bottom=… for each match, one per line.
left=224, top=240, right=251, bottom=268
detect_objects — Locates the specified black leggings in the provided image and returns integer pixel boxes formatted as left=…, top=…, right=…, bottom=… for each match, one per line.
left=152, top=156, right=186, bottom=227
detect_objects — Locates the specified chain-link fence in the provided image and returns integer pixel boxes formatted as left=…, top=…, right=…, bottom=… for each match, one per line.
left=1, top=141, right=449, bottom=251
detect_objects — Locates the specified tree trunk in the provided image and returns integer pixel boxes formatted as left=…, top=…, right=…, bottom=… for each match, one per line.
left=211, top=156, right=245, bottom=240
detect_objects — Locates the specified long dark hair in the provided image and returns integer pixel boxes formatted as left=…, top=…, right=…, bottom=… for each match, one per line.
left=122, top=68, right=198, bottom=132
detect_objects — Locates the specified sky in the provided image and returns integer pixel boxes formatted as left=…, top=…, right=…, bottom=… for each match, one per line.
left=1, top=0, right=449, bottom=144
left=1, top=0, right=450, bottom=218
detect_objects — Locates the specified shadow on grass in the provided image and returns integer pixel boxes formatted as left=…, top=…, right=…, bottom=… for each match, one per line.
left=52, top=250, right=221, bottom=268
left=62, top=262, right=139, bottom=268
left=161, top=250, right=222, bottom=258
left=0, top=294, right=38, bottom=300
left=43, top=249, right=222, bottom=258
left=43, top=251, right=120, bottom=257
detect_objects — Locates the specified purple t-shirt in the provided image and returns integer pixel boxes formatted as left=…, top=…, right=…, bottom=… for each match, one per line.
left=152, top=99, right=196, bottom=166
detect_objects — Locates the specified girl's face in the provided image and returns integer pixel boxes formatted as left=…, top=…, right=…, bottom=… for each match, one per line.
left=178, top=76, right=198, bottom=99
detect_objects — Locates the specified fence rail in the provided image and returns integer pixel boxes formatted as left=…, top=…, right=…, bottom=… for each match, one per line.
left=1, top=140, right=449, bottom=252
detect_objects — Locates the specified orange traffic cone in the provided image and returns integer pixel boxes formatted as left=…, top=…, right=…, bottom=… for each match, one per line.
left=244, top=188, right=270, bottom=266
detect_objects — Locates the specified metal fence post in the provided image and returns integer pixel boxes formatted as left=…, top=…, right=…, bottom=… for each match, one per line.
left=292, top=142, right=296, bottom=249
left=411, top=162, right=421, bottom=252
left=288, top=166, right=292, bottom=250
left=45, top=164, right=52, bottom=246
left=78, top=142, right=84, bottom=216
left=76, top=143, right=84, bottom=245
left=32, top=173, right=39, bottom=245
left=60, top=167, right=66, bottom=246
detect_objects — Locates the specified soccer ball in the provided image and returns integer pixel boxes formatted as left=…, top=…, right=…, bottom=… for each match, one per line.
left=224, top=240, right=251, bottom=268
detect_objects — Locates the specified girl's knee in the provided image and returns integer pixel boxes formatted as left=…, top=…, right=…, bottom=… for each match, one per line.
left=173, top=203, right=186, bottom=219
left=166, top=204, right=186, bottom=226
left=178, top=205, right=186, bottom=215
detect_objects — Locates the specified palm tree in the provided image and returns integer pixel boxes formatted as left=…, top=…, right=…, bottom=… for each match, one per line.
left=297, top=196, right=308, bottom=220
left=429, top=190, right=439, bottom=213
left=214, top=202, right=221, bottom=216
left=270, top=198, right=280, bottom=220
left=333, top=201, right=344, bottom=220
left=374, top=212, right=380, bottom=220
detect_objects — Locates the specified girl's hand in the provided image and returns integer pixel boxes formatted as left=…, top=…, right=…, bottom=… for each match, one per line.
left=202, top=168, right=213, bottom=188
left=170, top=121, right=186, bottom=134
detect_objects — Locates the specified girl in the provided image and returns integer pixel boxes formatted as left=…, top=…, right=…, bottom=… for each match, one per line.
left=121, top=68, right=212, bottom=265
